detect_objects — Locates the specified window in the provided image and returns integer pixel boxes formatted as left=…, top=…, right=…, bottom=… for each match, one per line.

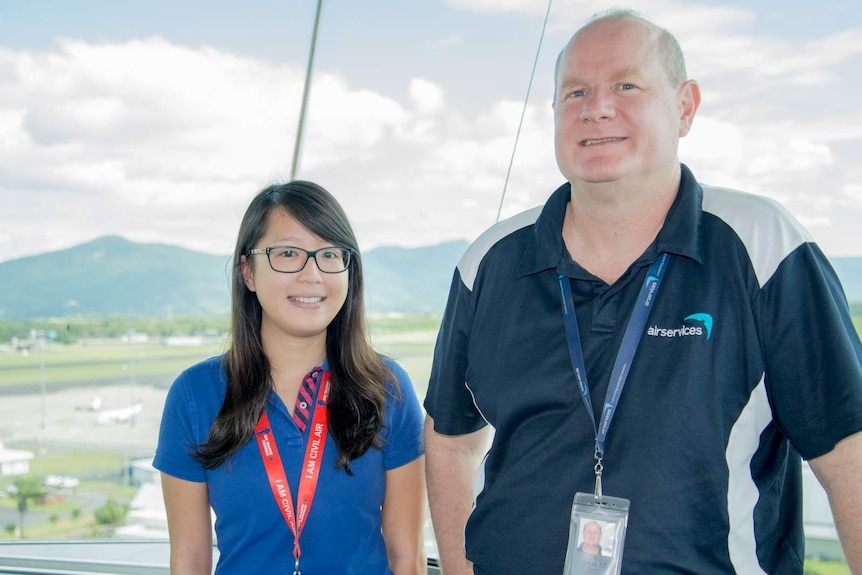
left=0, top=2, right=859, bottom=574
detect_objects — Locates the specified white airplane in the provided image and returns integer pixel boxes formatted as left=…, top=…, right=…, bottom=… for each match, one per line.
left=96, top=403, right=143, bottom=425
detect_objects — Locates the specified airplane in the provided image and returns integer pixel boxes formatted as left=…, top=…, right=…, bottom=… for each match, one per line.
left=96, top=403, right=143, bottom=425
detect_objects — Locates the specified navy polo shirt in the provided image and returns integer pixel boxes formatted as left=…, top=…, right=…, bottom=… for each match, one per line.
left=425, top=164, right=862, bottom=574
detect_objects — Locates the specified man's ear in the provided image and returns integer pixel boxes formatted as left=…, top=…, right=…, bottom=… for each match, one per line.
left=241, top=254, right=256, bottom=292
left=678, top=79, right=701, bottom=138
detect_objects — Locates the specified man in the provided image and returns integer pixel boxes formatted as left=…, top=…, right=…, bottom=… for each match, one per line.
left=572, top=521, right=611, bottom=575
left=424, top=9, right=862, bottom=575
left=577, top=521, right=604, bottom=556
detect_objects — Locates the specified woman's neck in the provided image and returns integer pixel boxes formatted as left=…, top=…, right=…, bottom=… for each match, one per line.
left=261, top=329, right=326, bottom=405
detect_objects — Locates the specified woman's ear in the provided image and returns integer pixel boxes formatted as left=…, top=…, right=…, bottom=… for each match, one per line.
left=240, top=254, right=256, bottom=292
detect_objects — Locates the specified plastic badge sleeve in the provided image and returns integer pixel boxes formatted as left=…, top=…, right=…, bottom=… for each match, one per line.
left=562, top=492, right=630, bottom=575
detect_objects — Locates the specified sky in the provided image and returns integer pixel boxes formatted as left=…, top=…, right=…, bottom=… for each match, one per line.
left=0, top=0, right=861, bottom=263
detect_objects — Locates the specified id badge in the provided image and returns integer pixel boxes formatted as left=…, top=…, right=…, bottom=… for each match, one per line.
left=562, top=492, right=630, bottom=575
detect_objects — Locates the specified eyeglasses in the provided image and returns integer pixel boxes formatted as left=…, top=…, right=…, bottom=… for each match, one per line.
left=246, top=245, right=352, bottom=274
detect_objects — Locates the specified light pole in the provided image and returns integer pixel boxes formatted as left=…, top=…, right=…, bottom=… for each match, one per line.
left=127, top=329, right=137, bottom=430
left=38, top=332, right=46, bottom=431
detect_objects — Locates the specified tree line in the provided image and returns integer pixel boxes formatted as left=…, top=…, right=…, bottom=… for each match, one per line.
left=0, top=316, right=230, bottom=344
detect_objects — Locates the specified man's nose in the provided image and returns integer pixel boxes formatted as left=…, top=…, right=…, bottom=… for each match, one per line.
left=579, top=89, right=615, bottom=122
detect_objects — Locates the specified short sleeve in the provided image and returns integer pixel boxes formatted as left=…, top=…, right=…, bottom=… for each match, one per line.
left=381, top=359, right=424, bottom=471
left=424, top=269, right=487, bottom=435
left=759, top=243, right=862, bottom=459
left=152, top=361, right=220, bottom=482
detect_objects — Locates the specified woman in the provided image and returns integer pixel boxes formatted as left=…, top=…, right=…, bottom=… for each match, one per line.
left=154, top=181, right=426, bottom=574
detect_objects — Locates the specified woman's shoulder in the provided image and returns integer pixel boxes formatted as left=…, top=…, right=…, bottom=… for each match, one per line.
left=179, top=354, right=225, bottom=379
left=376, top=357, right=424, bottom=464
left=379, top=356, right=419, bottom=398
left=171, top=354, right=227, bottom=396
left=381, top=356, right=410, bottom=383
left=378, top=356, right=423, bottom=413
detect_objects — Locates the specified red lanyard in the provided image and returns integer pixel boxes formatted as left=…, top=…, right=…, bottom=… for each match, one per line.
left=254, top=370, right=330, bottom=575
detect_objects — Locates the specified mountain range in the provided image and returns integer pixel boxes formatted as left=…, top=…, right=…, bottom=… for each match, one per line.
left=0, top=236, right=468, bottom=319
left=0, top=236, right=860, bottom=319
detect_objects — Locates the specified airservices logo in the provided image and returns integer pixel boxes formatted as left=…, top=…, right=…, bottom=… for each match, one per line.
left=647, top=313, right=713, bottom=340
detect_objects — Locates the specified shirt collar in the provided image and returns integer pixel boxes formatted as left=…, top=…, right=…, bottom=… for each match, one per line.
left=518, top=163, right=705, bottom=278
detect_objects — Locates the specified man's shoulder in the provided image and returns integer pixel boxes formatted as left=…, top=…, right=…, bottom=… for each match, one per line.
left=699, top=183, right=814, bottom=285
left=456, top=205, right=543, bottom=290
left=700, top=183, right=803, bottom=223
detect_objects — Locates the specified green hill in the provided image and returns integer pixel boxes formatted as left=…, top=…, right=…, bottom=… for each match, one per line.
left=0, top=236, right=232, bottom=319
left=0, top=236, right=468, bottom=319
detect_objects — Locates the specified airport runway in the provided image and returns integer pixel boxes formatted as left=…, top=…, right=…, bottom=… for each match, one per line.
left=0, top=382, right=168, bottom=450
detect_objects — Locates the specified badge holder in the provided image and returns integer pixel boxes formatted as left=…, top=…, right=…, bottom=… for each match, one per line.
left=562, top=490, right=629, bottom=575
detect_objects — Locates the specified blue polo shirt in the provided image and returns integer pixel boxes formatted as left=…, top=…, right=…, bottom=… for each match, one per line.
left=425, top=164, right=862, bottom=574
left=154, top=355, right=424, bottom=575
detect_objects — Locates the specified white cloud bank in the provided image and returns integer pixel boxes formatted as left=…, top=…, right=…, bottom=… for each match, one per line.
left=1, top=2, right=861, bottom=263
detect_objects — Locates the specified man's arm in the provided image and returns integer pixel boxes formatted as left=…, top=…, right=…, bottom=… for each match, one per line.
left=425, top=414, right=492, bottom=575
left=808, top=430, right=862, bottom=574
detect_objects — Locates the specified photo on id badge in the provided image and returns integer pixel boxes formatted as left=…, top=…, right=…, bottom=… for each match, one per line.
left=563, top=494, right=628, bottom=575
left=570, top=519, right=613, bottom=574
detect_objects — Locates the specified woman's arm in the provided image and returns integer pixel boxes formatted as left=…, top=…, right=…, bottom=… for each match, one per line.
left=382, top=457, right=427, bottom=575
left=161, top=472, right=213, bottom=575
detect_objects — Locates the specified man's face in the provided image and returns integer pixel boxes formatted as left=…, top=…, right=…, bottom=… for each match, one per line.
left=553, top=18, right=693, bottom=188
left=583, top=522, right=602, bottom=545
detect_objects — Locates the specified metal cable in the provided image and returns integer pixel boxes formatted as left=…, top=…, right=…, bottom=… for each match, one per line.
left=290, top=0, right=325, bottom=181
left=495, top=0, right=554, bottom=223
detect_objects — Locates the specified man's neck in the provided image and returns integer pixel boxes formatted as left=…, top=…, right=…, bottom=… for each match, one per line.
left=563, top=169, right=680, bottom=284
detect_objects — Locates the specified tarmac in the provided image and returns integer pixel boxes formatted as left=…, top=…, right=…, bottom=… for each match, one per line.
left=0, top=383, right=168, bottom=451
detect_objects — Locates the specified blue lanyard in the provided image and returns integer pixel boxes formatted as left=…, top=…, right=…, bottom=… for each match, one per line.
left=557, top=253, right=670, bottom=486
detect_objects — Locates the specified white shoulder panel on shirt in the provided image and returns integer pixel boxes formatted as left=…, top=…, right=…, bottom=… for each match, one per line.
left=457, top=205, right=543, bottom=291
left=701, top=184, right=813, bottom=288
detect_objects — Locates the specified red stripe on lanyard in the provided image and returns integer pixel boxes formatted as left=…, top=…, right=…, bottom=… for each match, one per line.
left=254, top=370, right=331, bottom=574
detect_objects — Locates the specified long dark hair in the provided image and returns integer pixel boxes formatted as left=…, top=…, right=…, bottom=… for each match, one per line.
left=195, top=180, right=396, bottom=473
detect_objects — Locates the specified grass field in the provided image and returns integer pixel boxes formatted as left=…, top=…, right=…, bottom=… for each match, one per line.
left=0, top=341, right=228, bottom=389
left=2, top=310, right=858, bottom=395
left=0, top=449, right=138, bottom=542
left=805, top=559, right=852, bottom=575
left=0, top=316, right=441, bottom=393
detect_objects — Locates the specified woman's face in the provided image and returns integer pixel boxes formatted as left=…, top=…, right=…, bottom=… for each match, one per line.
left=241, top=208, right=349, bottom=347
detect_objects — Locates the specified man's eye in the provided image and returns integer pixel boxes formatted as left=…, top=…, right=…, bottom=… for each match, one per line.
left=567, top=89, right=586, bottom=99
left=619, top=83, right=636, bottom=91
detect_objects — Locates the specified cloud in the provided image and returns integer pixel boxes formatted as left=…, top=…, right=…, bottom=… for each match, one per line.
left=444, top=0, right=550, bottom=14
left=1, top=3, right=861, bottom=263
left=681, top=116, right=834, bottom=184
left=409, top=78, right=446, bottom=115
left=0, top=37, right=421, bottom=259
